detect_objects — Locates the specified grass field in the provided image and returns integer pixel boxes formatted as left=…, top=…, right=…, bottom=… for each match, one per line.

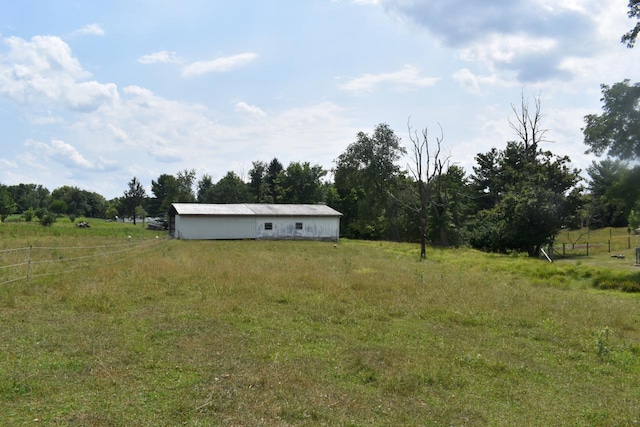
left=1, top=221, right=639, bottom=425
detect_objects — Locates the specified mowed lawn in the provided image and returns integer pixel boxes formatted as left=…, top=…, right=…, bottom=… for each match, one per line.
left=1, top=222, right=639, bottom=425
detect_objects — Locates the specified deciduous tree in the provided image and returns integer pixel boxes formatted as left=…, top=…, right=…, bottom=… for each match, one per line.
left=334, top=123, right=406, bottom=240
left=583, top=80, right=640, bottom=160
left=212, top=172, right=250, bottom=203
left=407, top=121, right=448, bottom=259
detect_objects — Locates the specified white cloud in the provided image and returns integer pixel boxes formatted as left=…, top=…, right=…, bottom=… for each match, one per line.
left=50, top=139, right=93, bottom=168
left=72, top=24, right=105, bottom=36
left=0, top=35, right=119, bottom=111
left=137, top=50, right=180, bottom=64
left=25, top=139, right=93, bottom=169
left=339, top=65, right=439, bottom=93
left=459, top=34, right=557, bottom=67
left=235, top=101, right=267, bottom=118
left=0, top=158, right=18, bottom=169
left=181, top=52, right=258, bottom=78
left=453, top=68, right=513, bottom=94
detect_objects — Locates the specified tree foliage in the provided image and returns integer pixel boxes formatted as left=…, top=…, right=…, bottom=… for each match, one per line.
left=266, top=158, right=284, bottom=203
left=279, top=162, right=326, bottom=204
left=469, top=142, right=582, bottom=255
left=622, top=0, right=640, bottom=48
left=211, top=172, right=250, bottom=203
left=334, top=123, right=406, bottom=240
left=123, top=177, right=146, bottom=225
left=197, top=174, right=216, bottom=204
left=151, top=174, right=178, bottom=215
left=583, top=80, right=640, bottom=160
left=585, top=159, right=640, bottom=228
left=248, top=161, right=268, bottom=203
left=0, top=185, right=15, bottom=221
left=469, top=96, right=583, bottom=256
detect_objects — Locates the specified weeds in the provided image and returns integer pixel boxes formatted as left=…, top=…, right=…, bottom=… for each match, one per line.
left=595, top=326, right=612, bottom=360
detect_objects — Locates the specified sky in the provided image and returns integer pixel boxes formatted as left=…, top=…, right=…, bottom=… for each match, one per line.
left=0, top=0, right=638, bottom=200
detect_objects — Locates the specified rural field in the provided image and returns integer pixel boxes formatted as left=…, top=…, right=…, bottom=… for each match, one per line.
left=1, top=220, right=639, bottom=426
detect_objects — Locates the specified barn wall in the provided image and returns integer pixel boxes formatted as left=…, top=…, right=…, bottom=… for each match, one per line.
left=174, top=215, right=256, bottom=240
left=255, top=216, right=339, bottom=241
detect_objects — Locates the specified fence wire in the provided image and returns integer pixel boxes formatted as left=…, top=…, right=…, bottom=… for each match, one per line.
left=0, top=238, right=169, bottom=286
left=552, top=234, right=640, bottom=258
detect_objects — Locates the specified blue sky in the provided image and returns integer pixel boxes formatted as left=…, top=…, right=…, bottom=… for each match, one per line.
left=0, top=0, right=638, bottom=199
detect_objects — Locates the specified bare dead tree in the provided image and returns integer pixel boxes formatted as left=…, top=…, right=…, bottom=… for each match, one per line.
left=407, top=119, right=450, bottom=260
left=509, top=91, right=550, bottom=162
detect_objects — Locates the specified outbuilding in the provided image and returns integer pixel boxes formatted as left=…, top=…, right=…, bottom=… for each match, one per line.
left=168, top=203, right=341, bottom=241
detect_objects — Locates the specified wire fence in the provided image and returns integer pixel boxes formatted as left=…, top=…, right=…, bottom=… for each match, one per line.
left=552, top=234, right=640, bottom=258
left=0, top=238, right=169, bottom=286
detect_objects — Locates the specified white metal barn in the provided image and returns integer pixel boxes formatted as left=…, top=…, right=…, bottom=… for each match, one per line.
left=168, top=203, right=342, bottom=241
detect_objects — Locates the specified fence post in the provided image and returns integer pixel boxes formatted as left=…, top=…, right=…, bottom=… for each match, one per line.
left=636, top=247, right=640, bottom=266
left=27, top=245, right=32, bottom=283
left=587, top=242, right=589, bottom=256
left=562, top=243, right=566, bottom=256
left=608, top=240, right=611, bottom=253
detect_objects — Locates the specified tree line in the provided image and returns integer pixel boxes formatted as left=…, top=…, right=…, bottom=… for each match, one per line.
left=1, top=87, right=640, bottom=257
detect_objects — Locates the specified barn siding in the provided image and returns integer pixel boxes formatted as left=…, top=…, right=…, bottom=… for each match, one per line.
left=169, top=203, right=341, bottom=241
left=174, top=215, right=255, bottom=240
left=255, top=216, right=339, bottom=241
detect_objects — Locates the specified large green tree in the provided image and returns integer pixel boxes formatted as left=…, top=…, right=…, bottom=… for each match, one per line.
left=122, top=177, right=147, bottom=225
left=583, top=80, right=640, bottom=160
left=265, top=158, right=284, bottom=203
left=176, top=169, right=197, bottom=203
left=197, top=174, right=216, bottom=203
left=470, top=96, right=582, bottom=256
left=150, top=174, right=178, bottom=215
left=48, top=186, right=106, bottom=218
left=585, top=159, right=640, bottom=228
left=279, top=162, right=327, bottom=204
left=469, top=142, right=582, bottom=256
left=0, top=184, right=15, bottom=221
left=211, top=172, right=250, bottom=203
left=7, top=184, right=50, bottom=213
left=248, top=161, right=269, bottom=203
left=334, top=123, right=406, bottom=240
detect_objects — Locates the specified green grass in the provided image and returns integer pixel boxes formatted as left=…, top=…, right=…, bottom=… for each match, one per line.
left=1, top=225, right=639, bottom=425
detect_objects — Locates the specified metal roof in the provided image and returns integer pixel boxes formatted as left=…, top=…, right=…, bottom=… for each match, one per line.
left=171, top=203, right=342, bottom=217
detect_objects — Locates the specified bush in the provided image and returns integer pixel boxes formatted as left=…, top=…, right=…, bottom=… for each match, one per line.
left=23, top=208, right=35, bottom=222
left=40, top=211, right=57, bottom=227
left=593, top=271, right=640, bottom=293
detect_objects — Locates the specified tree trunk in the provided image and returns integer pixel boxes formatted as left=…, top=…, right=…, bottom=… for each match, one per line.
left=420, top=209, right=426, bottom=260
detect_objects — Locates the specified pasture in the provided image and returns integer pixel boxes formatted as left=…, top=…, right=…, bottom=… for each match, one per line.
left=1, top=220, right=639, bottom=425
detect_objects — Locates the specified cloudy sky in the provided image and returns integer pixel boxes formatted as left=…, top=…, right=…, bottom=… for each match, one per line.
left=0, top=0, right=638, bottom=199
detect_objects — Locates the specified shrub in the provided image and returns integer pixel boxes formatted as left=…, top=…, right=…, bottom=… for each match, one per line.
left=23, top=208, right=35, bottom=222
left=40, top=211, right=57, bottom=227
